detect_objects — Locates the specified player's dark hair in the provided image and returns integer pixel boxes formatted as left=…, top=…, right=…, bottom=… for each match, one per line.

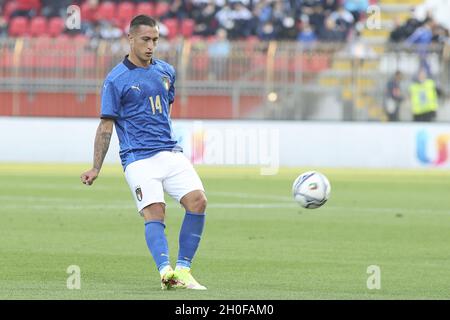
left=129, top=15, right=158, bottom=32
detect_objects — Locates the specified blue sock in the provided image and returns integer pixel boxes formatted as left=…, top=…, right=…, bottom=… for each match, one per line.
left=144, top=221, right=170, bottom=272
left=177, top=211, right=206, bottom=269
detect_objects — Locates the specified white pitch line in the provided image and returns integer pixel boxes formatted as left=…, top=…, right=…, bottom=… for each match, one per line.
left=1, top=202, right=448, bottom=214
left=207, top=191, right=292, bottom=201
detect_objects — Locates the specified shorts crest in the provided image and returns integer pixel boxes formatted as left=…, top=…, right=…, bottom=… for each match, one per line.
left=135, top=186, right=143, bottom=202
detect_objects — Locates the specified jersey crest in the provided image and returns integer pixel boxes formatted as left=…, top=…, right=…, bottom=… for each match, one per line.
left=162, top=76, right=170, bottom=91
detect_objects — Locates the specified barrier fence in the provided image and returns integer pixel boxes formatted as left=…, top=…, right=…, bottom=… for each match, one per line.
left=0, top=37, right=448, bottom=121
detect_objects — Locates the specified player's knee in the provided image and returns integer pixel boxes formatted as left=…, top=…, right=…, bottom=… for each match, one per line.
left=141, top=202, right=166, bottom=222
left=185, top=191, right=207, bottom=213
left=196, top=193, right=207, bottom=213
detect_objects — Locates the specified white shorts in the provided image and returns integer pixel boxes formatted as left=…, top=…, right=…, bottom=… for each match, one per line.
left=124, top=151, right=205, bottom=213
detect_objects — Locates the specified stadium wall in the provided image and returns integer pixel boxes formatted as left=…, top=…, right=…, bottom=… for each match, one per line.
left=1, top=117, right=449, bottom=169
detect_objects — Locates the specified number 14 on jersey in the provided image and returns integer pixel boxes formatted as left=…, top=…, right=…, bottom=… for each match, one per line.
left=149, top=95, right=162, bottom=114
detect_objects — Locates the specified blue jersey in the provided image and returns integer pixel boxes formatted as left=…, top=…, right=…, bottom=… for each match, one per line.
left=101, top=56, right=182, bottom=170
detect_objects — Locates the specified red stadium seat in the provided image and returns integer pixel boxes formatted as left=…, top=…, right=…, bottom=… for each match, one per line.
left=9, top=17, right=29, bottom=37
left=163, top=18, right=178, bottom=40
left=136, top=2, right=155, bottom=17
left=181, top=19, right=195, bottom=38
left=117, top=2, right=136, bottom=22
left=48, top=17, right=65, bottom=37
left=80, top=1, right=98, bottom=22
left=3, top=1, right=18, bottom=21
left=96, top=1, right=117, bottom=22
left=155, top=2, right=170, bottom=18
left=16, top=0, right=40, bottom=11
left=30, top=16, right=48, bottom=37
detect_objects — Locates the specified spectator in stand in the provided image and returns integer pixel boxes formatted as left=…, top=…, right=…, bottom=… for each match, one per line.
left=389, top=8, right=422, bottom=43
left=99, top=21, right=123, bottom=40
left=270, top=0, right=295, bottom=39
left=191, top=0, right=219, bottom=37
left=318, top=17, right=346, bottom=42
left=406, top=18, right=434, bottom=76
left=322, top=0, right=339, bottom=15
left=0, top=15, right=7, bottom=38
left=41, top=0, right=73, bottom=18
left=329, top=5, right=354, bottom=40
left=208, top=28, right=230, bottom=79
left=288, top=0, right=303, bottom=19
left=307, top=3, right=325, bottom=35
left=301, top=0, right=322, bottom=16
left=163, top=0, right=193, bottom=21
left=343, top=0, right=369, bottom=23
left=0, top=3, right=7, bottom=37
left=432, top=24, right=449, bottom=44
left=216, top=0, right=252, bottom=39
left=10, top=0, right=40, bottom=19
left=384, top=71, right=404, bottom=122
left=406, top=17, right=434, bottom=46
left=258, top=20, right=276, bottom=40
left=215, top=3, right=234, bottom=35
left=229, top=0, right=253, bottom=39
left=297, top=20, right=317, bottom=45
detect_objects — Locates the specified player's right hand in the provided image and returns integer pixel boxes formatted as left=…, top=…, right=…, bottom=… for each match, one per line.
left=80, top=168, right=99, bottom=186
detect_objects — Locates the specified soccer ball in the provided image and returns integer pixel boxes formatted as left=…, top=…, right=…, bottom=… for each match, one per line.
left=292, top=171, right=331, bottom=209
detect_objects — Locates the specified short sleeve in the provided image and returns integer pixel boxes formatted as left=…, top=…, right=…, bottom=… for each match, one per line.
left=101, top=80, right=121, bottom=119
left=168, top=67, right=176, bottom=105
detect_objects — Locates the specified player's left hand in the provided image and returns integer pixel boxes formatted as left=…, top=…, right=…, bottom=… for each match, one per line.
left=80, top=168, right=99, bottom=186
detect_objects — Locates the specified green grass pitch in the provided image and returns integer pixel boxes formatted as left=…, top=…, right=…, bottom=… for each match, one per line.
left=1, top=163, right=450, bottom=299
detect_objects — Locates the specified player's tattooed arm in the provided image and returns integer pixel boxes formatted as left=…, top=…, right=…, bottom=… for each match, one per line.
left=80, top=118, right=114, bottom=186
left=93, top=118, right=114, bottom=172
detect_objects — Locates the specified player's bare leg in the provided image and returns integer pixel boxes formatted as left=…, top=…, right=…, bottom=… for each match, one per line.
left=142, top=203, right=178, bottom=290
left=175, top=190, right=208, bottom=290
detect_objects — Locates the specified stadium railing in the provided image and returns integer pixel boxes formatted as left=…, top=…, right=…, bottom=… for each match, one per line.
left=0, top=37, right=448, bottom=121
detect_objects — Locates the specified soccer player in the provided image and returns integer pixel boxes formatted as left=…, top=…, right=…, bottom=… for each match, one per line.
left=80, top=15, right=207, bottom=290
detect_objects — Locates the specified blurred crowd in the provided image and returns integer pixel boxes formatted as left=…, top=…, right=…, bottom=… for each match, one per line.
left=0, top=0, right=372, bottom=42
left=389, top=8, right=449, bottom=46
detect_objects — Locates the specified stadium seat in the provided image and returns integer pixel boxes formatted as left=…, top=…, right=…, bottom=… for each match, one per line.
left=181, top=19, right=195, bottom=38
left=117, top=2, right=136, bottom=23
left=30, top=16, right=48, bottom=37
left=8, top=17, right=29, bottom=37
left=154, top=2, right=170, bottom=18
left=163, top=18, right=179, bottom=40
left=16, top=0, right=40, bottom=11
left=135, top=2, right=155, bottom=17
left=80, top=1, right=97, bottom=22
left=96, top=1, right=117, bottom=22
left=48, top=17, right=65, bottom=37
left=3, top=1, right=18, bottom=21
